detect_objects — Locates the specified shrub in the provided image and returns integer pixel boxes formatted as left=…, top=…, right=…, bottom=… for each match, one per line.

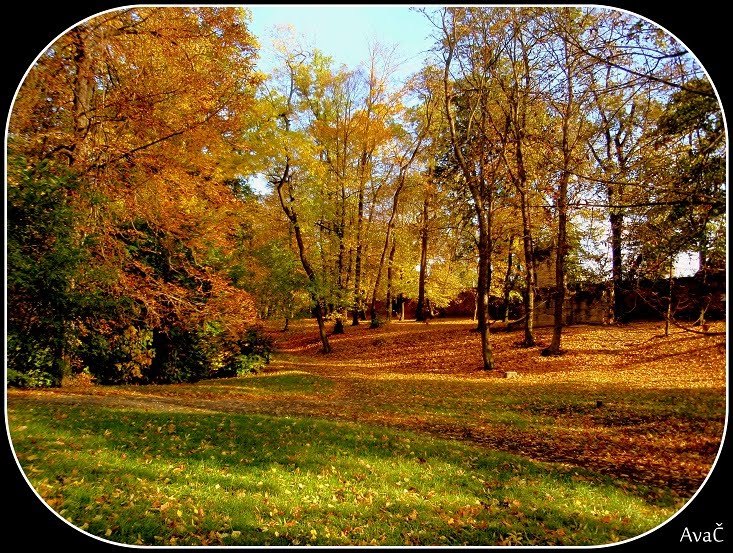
left=79, top=324, right=156, bottom=385
left=141, top=323, right=274, bottom=383
left=6, top=332, right=61, bottom=388
left=6, top=368, right=57, bottom=389
left=208, top=325, right=274, bottom=378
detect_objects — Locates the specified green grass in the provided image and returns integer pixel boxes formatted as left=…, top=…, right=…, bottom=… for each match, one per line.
left=197, top=371, right=334, bottom=394
left=9, top=401, right=680, bottom=546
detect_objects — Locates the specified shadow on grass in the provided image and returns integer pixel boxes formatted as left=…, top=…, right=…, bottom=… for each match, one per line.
left=9, top=401, right=681, bottom=546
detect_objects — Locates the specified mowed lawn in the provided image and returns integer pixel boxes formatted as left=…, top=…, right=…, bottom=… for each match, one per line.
left=6, top=319, right=727, bottom=546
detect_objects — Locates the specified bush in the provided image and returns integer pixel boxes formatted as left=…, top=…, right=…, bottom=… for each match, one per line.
left=229, top=353, right=268, bottom=376
left=142, top=325, right=209, bottom=384
left=6, top=368, right=57, bottom=389
left=14, top=317, right=275, bottom=386
left=238, top=327, right=274, bottom=363
left=140, top=323, right=274, bottom=383
left=208, top=326, right=274, bottom=378
left=79, top=324, right=156, bottom=385
left=6, top=332, right=61, bottom=388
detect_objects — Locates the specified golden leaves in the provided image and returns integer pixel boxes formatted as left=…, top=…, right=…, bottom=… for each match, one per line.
left=260, top=318, right=725, bottom=496
left=8, top=318, right=725, bottom=504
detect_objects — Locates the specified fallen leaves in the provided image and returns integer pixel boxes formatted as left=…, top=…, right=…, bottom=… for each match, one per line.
left=7, top=319, right=725, bottom=503
left=263, top=319, right=725, bottom=496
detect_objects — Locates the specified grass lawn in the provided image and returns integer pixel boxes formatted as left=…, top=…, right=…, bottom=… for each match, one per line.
left=6, top=319, right=727, bottom=546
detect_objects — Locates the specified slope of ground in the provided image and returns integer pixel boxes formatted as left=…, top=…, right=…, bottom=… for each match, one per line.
left=10, top=319, right=727, bottom=498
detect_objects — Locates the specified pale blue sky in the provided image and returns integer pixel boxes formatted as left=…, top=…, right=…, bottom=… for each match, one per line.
left=246, top=5, right=436, bottom=79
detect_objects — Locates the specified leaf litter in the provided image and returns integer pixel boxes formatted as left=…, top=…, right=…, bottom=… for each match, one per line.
left=9, top=319, right=726, bottom=499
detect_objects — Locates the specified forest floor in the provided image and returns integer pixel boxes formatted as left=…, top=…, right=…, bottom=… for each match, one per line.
left=6, top=318, right=728, bottom=546
left=11, top=318, right=727, bottom=498
left=258, top=318, right=728, bottom=497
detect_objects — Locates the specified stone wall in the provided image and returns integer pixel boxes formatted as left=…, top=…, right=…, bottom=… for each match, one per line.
left=533, top=284, right=612, bottom=328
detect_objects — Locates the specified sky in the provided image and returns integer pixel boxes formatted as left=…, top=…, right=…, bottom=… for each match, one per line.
left=246, top=5, right=436, bottom=80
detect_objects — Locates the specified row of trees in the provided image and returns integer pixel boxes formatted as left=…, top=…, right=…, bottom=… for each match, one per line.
left=257, top=7, right=725, bottom=365
left=7, top=6, right=725, bottom=385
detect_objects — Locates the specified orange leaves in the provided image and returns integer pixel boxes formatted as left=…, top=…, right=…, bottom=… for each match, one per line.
left=12, top=7, right=261, bottom=180
left=202, top=272, right=258, bottom=332
left=259, top=318, right=725, bottom=497
left=8, top=317, right=725, bottom=506
left=10, top=7, right=268, bottom=375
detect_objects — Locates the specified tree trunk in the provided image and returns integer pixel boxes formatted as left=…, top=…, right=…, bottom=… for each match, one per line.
left=545, top=171, right=569, bottom=356
left=385, top=236, right=397, bottom=323
left=337, top=183, right=347, bottom=298
left=507, top=28, right=535, bottom=346
left=312, top=299, right=330, bottom=351
left=336, top=225, right=345, bottom=312
left=150, top=327, right=173, bottom=382
left=69, top=26, right=96, bottom=169
left=415, top=194, right=429, bottom=322
left=696, top=250, right=707, bottom=327
left=274, top=69, right=330, bottom=353
left=473, top=289, right=478, bottom=322
left=609, top=201, right=624, bottom=323
left=332, top=317, right=344, bottom=334
left=502, top=235, right=515, bottom=323
left=370, top=177, right=404, bottom=328
left=295, top=230, right=331, bottom=353
left=518, top=189, right=536, bottom=345
left=298, top=238, right=331, bottom=352
left=665, top=262, right=673, bottom=337
left=545, top=33, right=575, bottom=357
left=352, top=214, right=363, bottom=325
left=476, top=215, right=495, bottom=370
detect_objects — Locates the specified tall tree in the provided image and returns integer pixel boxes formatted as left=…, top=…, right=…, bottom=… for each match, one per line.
left=434, top=7, right=506, bottom=370
left=414, top=171, right=434, bottom=322
left=586, top=70, right=660, bottom=322
left=266, top=48, right=334, bottom=353
left=350, top=46, right=397, bottom=325
left=625, top=77, right=725, bottom=328
left=540, top=8, right=595, bottom=356
left=368, top=92, right=433, bottom=326
left=8, top=7, right=264, bottom=384
left=489, top=7, right=545, bottom=345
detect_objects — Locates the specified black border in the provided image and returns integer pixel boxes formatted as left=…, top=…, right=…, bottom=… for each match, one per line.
left=3, top=2, right=729, bottom=551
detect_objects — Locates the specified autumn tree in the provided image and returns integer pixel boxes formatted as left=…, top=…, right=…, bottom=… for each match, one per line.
left=653, top=78, right=725, bottom=279
left=624, top=77, right=725, bottom=331
left=487, top=7, right=547, bottom=345
left=347, top=45, right=402, bottom=326
left=368, top=78, right=435, bottom=327
left=262, top=46, right=334, bottom=353
left=8, top=7, right=266, bottom=385
left=6, top=161, right=98, bottom=386
left=536, top=8, right=596, bottom=356
left=559, top=8, right=723, bottom=328
left=227, top=183, right=311, bottom=328
left=585, top=72, right=658, bottom=322
left=431, top=7, right=510, bottom=370
left=285, top=47, right=359, bottom=321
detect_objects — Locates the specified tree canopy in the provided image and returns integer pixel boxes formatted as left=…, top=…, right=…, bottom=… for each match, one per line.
left=6, top=5, right=726, bottom=385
